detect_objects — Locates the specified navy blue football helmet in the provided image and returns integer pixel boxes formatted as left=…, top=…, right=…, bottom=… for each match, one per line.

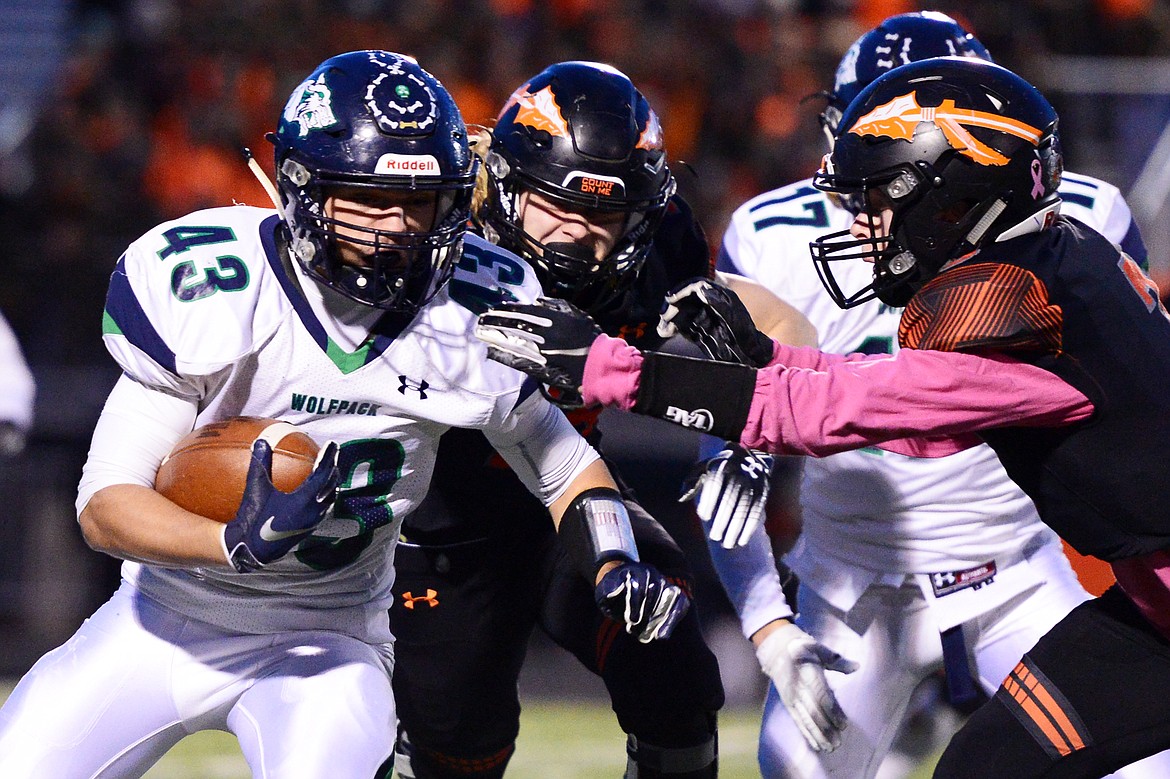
left=810, top=58, right=1063, bottom=309
left=478, top=61, right=675, bottom=313
left=271, top=50, right=476, bottom=312
left=820, top=12, right=992, bottom=148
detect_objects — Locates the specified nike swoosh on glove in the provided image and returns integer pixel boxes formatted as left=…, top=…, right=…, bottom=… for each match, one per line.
left=222, top=438, right=340, bottom=573
left=757, top=622, right=859, bottom=753
left=680, top=442, right=774, bottom=548
left=595, top=561, right=690, bottom=643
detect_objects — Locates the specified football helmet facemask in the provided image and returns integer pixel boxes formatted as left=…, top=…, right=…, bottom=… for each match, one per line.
left=478, top=61, right=675, bottom=313
left=271, top=50, right=476, bottom=312
left=810, top=57, right=1063, bottom=309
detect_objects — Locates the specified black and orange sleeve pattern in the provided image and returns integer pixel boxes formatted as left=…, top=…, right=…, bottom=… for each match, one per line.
left=898, top=262, right=1064, bottom=356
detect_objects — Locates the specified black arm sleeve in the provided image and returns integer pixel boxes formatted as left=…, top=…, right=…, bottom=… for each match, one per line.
left=559, top=487, right=640, bottom=583
left=633, top=352, right=756, bottom=440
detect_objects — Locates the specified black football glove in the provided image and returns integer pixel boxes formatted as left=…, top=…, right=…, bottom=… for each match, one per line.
left=594, top=561, right=690, bottom=643
left=223, top=439, right=341, bottom=572
left=657, top=278, right=775, bottom=368
left=475, top=298, right=603, bottom=395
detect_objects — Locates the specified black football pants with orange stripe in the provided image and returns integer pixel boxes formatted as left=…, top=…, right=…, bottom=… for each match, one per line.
left=934, top=586, right=1170, bottom=778
left=390, top=500, right=724, bottom=778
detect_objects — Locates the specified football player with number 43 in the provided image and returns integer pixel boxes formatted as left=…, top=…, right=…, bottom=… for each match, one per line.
left=0, top=51, right=684, bottom=778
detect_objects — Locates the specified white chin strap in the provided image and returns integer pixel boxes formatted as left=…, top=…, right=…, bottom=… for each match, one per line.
left=996, top=200, right=1063, bottom=242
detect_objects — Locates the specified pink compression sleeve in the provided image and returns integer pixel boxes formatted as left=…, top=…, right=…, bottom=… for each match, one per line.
left=742, top=349, right=1094, bottom=457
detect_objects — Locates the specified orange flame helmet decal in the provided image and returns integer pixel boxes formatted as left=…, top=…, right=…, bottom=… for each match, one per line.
left=849, top=90, right=1044, bottom=166
left=481, top=61, right=676, bottom=313
left=810, top=58, right=1062, bottom=311
left=636, top=108, right=664, bottom=151
left=499, top=83, right=569, bottom=137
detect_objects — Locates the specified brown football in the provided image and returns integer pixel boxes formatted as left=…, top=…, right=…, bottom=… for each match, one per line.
left=154, top=416, right=320, bottom=524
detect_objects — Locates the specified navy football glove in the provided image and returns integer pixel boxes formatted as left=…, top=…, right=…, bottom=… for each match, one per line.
left=595, top=561, right=690, bottom=643
left=223, top=439, right=340, bottom=573
left=658, top=278, right=775, bottom=368
left=475, top=298, right=603, bottom=394
left=681, top=443, right=774, bottom=548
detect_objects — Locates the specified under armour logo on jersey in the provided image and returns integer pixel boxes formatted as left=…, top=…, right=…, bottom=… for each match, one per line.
left=848, top=91, right=1043, bottom=166
left=402, top=589, right=439, bottom=609
left=739, top=453, right=772, bottom=479
left=929, top=561, right=997, bottom=598
left=398, top=375, right=429, bottom=399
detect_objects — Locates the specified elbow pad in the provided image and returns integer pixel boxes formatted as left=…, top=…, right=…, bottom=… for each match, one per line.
left=560, top=487, right=640, bottom=582
left=635, top=351, right=756, bottom=440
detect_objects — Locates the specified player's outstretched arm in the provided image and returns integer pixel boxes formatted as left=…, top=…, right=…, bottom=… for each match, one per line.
left=550, top=459, right=691, bottom=643
left=476, top=298, right=759, bottom=440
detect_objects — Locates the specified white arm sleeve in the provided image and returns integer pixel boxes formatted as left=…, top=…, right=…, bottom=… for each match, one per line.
left=75, top=373, right=198, bottom=517
left=487, top=392, right=600, bottom=507
left=707, top=522, right=794, bottom=639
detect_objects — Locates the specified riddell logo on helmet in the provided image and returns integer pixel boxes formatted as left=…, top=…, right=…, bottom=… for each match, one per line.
left=564, top=171, right=625, bottom=198
left=374, top=153, right=441, bottom=174
left=849, top=91, right=1043, bottom=167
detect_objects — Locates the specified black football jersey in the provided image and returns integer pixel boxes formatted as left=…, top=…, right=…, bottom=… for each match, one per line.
left=899, top=217, right=1170, bottom=560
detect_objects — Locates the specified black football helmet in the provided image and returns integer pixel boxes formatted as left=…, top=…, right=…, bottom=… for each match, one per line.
left=270, top=50, right=476, bottom=312
left=478, top=61, right=675, bottom=313
left=810, top=57, right=1063, bottom=309
left=820, top=12, right=992, bottom=150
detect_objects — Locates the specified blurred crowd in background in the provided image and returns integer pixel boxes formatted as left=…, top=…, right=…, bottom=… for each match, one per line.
left=2, top=0, right=1170, bottom=673
left=4, top=0, right=1170, bottom=366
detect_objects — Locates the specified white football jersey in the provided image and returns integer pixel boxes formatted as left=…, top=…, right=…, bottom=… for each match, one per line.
left=89, top=206, right=588, bottom=642
left=719, top=173, right=1138, bottom=611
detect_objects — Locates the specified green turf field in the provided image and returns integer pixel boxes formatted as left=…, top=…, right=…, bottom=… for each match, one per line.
left=1, top=682, right=940, bottom=776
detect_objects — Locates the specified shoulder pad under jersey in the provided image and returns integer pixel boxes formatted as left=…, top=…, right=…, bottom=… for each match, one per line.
left=1057, top=171, right=1146, bottom=266
left=416, top=233, right=546, bottom=415
left=102, top=207, right=290, bottom=393
left=719, top=179, right=849, bottom=276
left=447, top=232, right=543, bottom=314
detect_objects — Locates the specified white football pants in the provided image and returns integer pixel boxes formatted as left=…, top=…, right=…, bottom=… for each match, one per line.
left=0, top=582, right=396, bottom=778
left=759, top=542, right=1170, bottom=778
